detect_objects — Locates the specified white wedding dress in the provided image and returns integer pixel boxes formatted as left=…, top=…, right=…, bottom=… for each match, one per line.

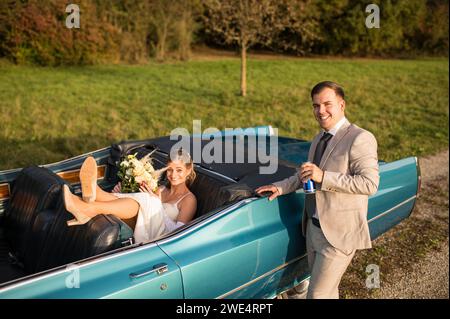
left=111, top=186, right=191, bottom=243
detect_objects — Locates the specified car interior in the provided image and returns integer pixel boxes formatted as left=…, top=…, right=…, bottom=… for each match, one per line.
left=0, top=142, right=256, bottom=286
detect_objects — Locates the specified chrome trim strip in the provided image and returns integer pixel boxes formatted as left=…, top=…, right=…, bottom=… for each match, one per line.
left=0, top=148, right=111, bottom=175
left=41, top=147, right=111, bottom=167
left=0, top=242, right=159, bottom=293
left=156, top=198, right=257, bottom=245
left=216, top=253, right=307, bottom=299
left=368, top=195, right=416, bottom=223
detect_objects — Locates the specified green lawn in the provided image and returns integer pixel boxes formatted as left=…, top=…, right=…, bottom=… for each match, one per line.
left=0, top=57, right=448, bottom=169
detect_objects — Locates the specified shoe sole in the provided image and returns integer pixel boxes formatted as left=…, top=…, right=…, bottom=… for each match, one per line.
left=80, top=156, right=97, bottom=203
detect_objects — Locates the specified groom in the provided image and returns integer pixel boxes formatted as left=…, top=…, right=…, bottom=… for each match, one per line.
left=256, top=81, right=379, bottom=298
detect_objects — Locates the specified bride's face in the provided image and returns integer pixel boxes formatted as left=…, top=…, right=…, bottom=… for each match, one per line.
left=166, top=160, right=190, bottom=187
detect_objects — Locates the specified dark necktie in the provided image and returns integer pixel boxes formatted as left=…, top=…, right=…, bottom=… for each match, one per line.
left=305, top=132, right=333, bottom=219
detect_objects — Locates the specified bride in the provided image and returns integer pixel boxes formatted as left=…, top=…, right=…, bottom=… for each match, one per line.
left=63, top=149, right=197, bottom=243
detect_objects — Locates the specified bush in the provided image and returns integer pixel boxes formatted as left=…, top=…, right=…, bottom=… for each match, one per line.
left=0, top=0, right=123, bottom=65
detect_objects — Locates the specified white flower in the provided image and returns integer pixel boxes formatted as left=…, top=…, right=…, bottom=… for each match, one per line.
left=148, top=179, right=158, bottom=191
left=135, top=175, right=145, bottom=184
left=144, top=162, right=155, bottom=173
left=118, top=153, right=160, bottom=193
left=142, top=171, right=152, bottom=183
left=133, top=164, right=146, bottom=177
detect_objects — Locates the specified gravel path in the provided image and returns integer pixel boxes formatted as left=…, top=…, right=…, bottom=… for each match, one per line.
left=419, top=150, right=449, bottom=183
left=373, top=238, right=448, bottom=298
left=372, top=150, right=449, bottom=299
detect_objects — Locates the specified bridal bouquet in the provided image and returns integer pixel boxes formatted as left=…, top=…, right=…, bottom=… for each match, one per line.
left=117, top=151, right=165, bottom=193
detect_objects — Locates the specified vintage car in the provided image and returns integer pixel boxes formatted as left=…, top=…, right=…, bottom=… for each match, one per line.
left=0, top=126, right=420, bottom=298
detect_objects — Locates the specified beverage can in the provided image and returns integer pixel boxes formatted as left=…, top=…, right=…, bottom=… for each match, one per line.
left=302, top=161, right=316, bottom=194
left=303, top=179, right=316, bottom=194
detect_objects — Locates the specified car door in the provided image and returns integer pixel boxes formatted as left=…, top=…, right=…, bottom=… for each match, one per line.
left=367, top=157, right=420, bottom=239
left=0, top=243, right=183, bottom=299
left=157, top=195, right=309, bottom=299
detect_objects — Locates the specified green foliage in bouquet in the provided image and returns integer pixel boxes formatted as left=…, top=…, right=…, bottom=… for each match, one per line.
left=117, top=152, right=162, bottom=193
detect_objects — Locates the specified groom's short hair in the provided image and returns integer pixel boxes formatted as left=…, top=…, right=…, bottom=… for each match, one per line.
left=311, top=81, right=345, bottom=100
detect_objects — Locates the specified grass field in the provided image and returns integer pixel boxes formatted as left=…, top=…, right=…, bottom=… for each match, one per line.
left=0, top=56, right=448, bottom=170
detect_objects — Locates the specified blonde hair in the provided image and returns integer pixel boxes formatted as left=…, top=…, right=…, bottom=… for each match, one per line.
left=167, top=148, right=196, bottom=187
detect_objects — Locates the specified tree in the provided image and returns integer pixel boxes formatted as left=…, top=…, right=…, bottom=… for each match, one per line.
left=147, top=0, right=200, bottom=61
left=203, top=0, right=315, bottom=97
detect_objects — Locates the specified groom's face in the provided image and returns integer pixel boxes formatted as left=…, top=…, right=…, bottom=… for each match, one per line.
left=312, top=88, right=346, bottom=131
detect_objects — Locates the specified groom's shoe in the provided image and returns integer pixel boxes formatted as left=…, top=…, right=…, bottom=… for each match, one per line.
left=63, top=185, right=92, bottom=226
left=80, top=156, right=97, bottom=203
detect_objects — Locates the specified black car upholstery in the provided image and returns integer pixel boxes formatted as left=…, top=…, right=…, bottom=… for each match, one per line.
left=4, top=166, right=64, bottom=262
left=0, top=166, right=133, bottom=285
left=189, top=172, right=229, bottom=218
left=189, top=174, right=254, bottom=219
left=109, top=141, right=255, bottom=219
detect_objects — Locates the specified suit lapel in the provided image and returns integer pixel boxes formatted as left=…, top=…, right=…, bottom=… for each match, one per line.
left=319, top=120, right=352, bottom=168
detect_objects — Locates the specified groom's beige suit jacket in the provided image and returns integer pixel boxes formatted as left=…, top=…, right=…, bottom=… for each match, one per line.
left=273, top=119, right=379, bottom=254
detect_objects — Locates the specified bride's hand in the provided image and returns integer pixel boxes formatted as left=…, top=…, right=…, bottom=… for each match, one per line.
left=112, top=182, right=121, bottom=193
left=139, top=182, right=161, bottom=199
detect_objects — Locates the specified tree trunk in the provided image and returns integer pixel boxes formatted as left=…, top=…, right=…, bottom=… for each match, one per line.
left=240, top=44, right=247, bottom=97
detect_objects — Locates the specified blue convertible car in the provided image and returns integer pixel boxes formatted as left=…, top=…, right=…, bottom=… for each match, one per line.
left=0, top=126, right=420, bottom=298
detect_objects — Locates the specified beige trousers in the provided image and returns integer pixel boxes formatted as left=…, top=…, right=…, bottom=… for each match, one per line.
left=306, top=218, right=356, bottom=299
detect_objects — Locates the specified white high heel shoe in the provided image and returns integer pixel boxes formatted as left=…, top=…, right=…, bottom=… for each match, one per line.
left=63, top=185, right=92, bottom=226
left=79, top=156, right=97, bottom=203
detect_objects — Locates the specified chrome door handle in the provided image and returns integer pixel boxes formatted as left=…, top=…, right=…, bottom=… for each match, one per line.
left=129, top=263, right=168, bottom=279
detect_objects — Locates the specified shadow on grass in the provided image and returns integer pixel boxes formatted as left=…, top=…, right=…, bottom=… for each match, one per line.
left=0, top=136, right=114, bottom=170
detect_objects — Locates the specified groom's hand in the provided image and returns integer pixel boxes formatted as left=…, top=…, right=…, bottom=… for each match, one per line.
left=300, top=162, right=324, bottom=183
left=255, top=184, right=280, bottom=201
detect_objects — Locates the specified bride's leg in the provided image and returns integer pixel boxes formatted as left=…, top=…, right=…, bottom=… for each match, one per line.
left=79, top=156, right=97, bottom=203
left=67, top=191, right=140, bottom=219
left=90, top=198, right=140, bottom=219
left=95, top=185, right=119, bottom=202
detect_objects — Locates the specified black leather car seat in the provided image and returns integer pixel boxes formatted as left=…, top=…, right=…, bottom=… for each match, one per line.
left=4, top=166, right=65, bottom=262
left=31, top=195, right=133, bottom=273
left=0, top=166, right=133, bottom=285
left=189, top=172, right=254, bottom=218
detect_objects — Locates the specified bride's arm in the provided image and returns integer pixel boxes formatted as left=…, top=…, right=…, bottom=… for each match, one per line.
left=163, top=195, right=197, bottom=232
left=177, top=194, right=197, bottom=224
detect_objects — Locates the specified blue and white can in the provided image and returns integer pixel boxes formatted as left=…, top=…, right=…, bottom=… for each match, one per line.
left=303, top=179, right=316, bottom=194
